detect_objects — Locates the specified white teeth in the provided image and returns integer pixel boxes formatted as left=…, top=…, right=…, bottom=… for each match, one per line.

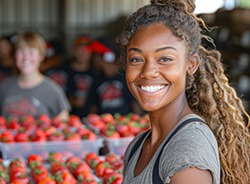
left=141, top=85, right=165, bottom=92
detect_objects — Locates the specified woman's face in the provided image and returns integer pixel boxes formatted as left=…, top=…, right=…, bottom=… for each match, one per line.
left=15, top=47, right=43, bottom=75
left=126, top=23, right=197, bottom=112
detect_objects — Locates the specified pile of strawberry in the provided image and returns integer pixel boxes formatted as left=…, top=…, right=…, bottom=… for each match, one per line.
left=0, top=152, right=123, bottom=184
left=85, top=112, right=150, bottom=138
left=85, top=152, right=123, bottom=184
left=0, top=114, right=98, bottom=143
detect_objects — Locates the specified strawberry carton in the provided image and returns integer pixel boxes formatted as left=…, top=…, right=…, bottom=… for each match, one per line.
left=0, top=138, right=103, bottom=161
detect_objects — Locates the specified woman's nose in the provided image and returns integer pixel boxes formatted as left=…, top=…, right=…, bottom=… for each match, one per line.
left=140, top=60, right=159, bottom=79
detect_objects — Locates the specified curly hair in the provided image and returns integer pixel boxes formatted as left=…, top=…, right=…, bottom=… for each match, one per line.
left=117, top=0, right=250, bottom=183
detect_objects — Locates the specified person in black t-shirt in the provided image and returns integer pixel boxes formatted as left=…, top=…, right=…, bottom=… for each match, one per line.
left=46, top=35, right=99, bottom=118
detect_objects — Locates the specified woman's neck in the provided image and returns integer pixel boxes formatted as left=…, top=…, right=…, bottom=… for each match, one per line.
left=148, top=98, right=193, bottom=145
left=18, top=72, right=44, bottom=89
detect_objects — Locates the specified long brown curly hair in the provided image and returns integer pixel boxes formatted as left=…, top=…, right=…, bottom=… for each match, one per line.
left=117, top=0, right=250, bottom=183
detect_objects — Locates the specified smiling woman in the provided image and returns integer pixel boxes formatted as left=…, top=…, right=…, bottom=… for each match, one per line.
left=117, top=0, right=250, bottom=184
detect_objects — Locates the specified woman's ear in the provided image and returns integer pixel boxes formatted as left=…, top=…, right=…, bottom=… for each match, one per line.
left=187, top=53, right=199, bottom=75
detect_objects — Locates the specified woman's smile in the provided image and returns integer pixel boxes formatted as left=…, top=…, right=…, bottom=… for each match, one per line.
left=140, top=85, right=166, bottom=93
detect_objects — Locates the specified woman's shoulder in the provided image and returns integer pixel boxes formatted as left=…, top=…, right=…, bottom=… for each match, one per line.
left=0, top=75, right=17, bottom=87
left=178, top=114, right=216, bottom=144
left=161, top=114, right=219, bottom=165
left=160, top=115, right=220, bottom=184
left=1, top=75, right=16, bottom=81
left=43, top=76, right=62, bottom=88
left=169, top=114, right=218, bottom=153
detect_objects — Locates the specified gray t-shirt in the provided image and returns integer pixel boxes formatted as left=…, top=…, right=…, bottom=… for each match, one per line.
left=122, top=114, right=220, bottom=184
left=0, top=75, right=71, bottom=118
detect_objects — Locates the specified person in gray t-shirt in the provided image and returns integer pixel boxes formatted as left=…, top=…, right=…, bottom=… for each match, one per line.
left=0, top=30, right=70, bottom=121
left=116, top=0, right=250, bottom=184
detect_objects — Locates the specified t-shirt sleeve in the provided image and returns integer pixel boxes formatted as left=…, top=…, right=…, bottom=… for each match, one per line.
left=46, top=78, right=71, bottom=115
left=160, top=123, right=220, bottom=184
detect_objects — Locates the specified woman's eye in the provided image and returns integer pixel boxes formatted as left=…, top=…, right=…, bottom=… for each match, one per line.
left=159, top=57, right=173, bottom=62
left=128, top=57, right=142, bottom=63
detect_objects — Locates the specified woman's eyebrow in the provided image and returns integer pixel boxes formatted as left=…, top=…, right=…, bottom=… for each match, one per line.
left=156, top=46, right=177, bottom=52
left=127, top=47, right=142, bottom=53
left=128, top=46, right=177, bottom=53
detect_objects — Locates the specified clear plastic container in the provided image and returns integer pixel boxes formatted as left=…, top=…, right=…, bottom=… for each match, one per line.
left=0, top=138, right=103, bottom=160
left=103, top=136, right=134, bottom=156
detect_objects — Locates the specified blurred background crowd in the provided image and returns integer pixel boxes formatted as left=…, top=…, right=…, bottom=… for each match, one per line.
left=0, top=0, right=250, bottom=117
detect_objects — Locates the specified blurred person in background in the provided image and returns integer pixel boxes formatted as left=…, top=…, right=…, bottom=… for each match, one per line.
left=0, top=30, right=70, bottom=121
left=0, top=34, right=15, bottom=80
left=46, top=35, right=99, bottom=118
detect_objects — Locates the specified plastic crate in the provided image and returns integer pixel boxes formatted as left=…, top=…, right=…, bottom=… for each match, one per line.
left=83, top=116, right=135, bottom=156
left=0, top=138, right=103, bottom=160
left=103, top=136, right=134, bottom=156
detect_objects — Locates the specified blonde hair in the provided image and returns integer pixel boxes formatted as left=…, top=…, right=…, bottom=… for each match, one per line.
left=15, top=30, right=46, bottom=59
left=117, top=0, right=250, bottom=183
